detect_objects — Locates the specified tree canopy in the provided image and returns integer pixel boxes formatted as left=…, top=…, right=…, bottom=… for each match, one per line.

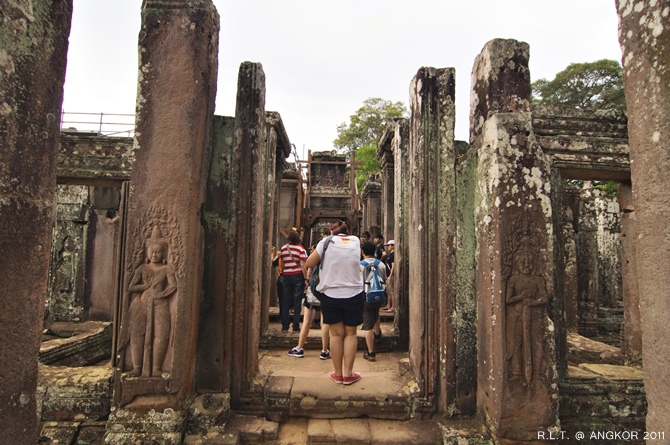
left=531, top=59, right=625, bottom=111
left=333, top=97, right=407, bottom=153
left=333, top=98, right=407, bottom=190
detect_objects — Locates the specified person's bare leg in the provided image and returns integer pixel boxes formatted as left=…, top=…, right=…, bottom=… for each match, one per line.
left=343, top=324, right=359, bottom=377
left=296, top=307, right=313, bottom=350
left=365, top=329, right=374, bottom=353
left=321, top=323, right=330, bottom=352
left=374, top=317, right=381, bottom=337
left=329, top=322, right=345, bottom=376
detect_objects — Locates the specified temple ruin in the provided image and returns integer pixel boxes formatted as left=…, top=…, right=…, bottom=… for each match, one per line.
left=1, top=0, right=668, bottom=443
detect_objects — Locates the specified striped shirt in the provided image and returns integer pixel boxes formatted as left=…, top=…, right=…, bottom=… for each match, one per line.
left=280, top=243, right=307, bottom=276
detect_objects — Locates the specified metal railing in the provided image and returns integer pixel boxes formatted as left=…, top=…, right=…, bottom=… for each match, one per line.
left=60, top=111, right=135, bottom=137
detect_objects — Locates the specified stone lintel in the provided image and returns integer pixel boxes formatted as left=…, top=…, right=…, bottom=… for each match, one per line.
left=58, top=135, right=135, bottom=185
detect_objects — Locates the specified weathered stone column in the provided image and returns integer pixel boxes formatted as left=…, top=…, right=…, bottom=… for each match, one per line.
left=392, top=119, right=410, bottom=347
left=108, top=0, right=218, bottom=441
left=260, top=112, right=290, bottom=334
left=0, top=1, right=72, bottom=442
left=361, top=178, right=382, bottom=236
left=226, top=62, right=267, bottom=404
left=86, top=186, right=122, bottom=321
left=377, top=128, right=395, bottom=240
left=197, top=115, right=235, bottom=393
left=617, top=182, right=641, bottom=364
left=617, top=0, right=670, bottom=431
left=471, top=39, right=559, bottom=441
left=408, top=67, right=456, bottom=414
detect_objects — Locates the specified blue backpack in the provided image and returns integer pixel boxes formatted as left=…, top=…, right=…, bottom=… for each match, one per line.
left=360, top=259, right=387, bottom=304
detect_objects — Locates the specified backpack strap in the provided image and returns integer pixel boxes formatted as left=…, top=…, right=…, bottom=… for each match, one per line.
left=370, top=259, right=382, bottom=289
left=320, top=235, right=334, bottom=264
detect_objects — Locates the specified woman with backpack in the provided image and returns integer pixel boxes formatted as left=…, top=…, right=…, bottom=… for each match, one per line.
left=305, top=220, right=364, bottom=386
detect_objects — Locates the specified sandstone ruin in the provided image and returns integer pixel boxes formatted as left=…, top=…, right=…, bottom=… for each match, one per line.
left=1, top=0, right=668, bottom=443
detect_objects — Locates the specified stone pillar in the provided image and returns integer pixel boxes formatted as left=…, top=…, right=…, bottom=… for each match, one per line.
left=0, top=1, right=72, bottom=442
left=471, top=39, right=558, bottom=441
left=617, top=1, right=669, bottom=430
left=377, top=129, right=395, bottom=240
left=85, top=186, right=122, bottom=321
left=109, top=0, right=218, bottom=440
left=617, top=182, right=641, bottom=364
left=261, top=112, right=289, bottom=334
left=560, top=186, right=580, bottom=331
left=48, top=185, right=90, bottom=322
left=454, top=138, right=478, bottom=415
left=197, top=115, right=235, bottom=393
left=392, top=119, right=410, bottom=347
left=408, top=66, right=456, bottom=414
left=226, top=62, right=267, bottom=405
left=361, top=178, right=382, bottom=236
left=576, top=187, right=600, bottom=337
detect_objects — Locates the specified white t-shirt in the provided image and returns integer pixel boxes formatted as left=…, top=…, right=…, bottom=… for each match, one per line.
left=315, top=234, right=364, bottom=299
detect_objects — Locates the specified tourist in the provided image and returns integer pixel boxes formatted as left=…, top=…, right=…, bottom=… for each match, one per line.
left=360, top=241, right=386, bottom=362
left=287, top=285, right=331, bottom=359
left=305, top=220, right=364, bottom=385
left=280, top=229, right=308, bottom=333
left=373, top=233, right=386, bottom=262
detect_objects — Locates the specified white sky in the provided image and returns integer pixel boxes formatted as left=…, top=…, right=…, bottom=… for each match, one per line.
left=62, top=0, right=622, bottom=158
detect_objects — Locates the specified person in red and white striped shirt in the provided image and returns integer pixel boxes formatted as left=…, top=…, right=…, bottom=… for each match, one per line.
left=280, top=230, right=308, bottom=333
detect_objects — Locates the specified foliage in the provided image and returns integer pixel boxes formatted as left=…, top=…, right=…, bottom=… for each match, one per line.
left=333, top=97, right=407, bottom=153
left=531, top=59, right=625, bottom=111
left=354, top=143, right=379, bottom=191
left=594, top=181, right=619, bottom=197
left=334, top=98, right=407, bottom=192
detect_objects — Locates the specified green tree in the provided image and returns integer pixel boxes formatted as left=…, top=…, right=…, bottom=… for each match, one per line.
left=334, top=97, right=407, bottom=190
left=531, top=59, right=625, bottom=111
left=354, top=143, right=379, bottom=191
left=334, top=97, right=407, bottom=153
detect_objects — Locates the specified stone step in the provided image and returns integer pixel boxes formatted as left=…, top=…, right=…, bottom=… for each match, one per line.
left=261, top=351, right=415, bottom=421
left=268, top=416, right=491, bottom=445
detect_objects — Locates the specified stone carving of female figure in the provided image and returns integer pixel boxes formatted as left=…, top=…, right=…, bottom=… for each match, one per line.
left=505, top=248, right=548, bottom=382
left=126, top=226, right=177, bottom=377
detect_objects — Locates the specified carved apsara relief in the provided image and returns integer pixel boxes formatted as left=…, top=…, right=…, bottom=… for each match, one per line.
left=119, top=205, right=184, bottom=378
left=503, top=210, right=549, bottom=383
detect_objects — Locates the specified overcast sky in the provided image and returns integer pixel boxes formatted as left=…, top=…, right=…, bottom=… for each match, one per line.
left=62, top=0, right=622, bottom=158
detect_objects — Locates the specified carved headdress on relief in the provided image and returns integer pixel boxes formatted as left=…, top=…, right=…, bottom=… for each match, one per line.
left=127, top=204, right=185, bottom=280
left=502, top=209, right=544, bottom=280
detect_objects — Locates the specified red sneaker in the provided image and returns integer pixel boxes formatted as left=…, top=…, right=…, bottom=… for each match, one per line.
left=330, top=372, right=343, bottom=384
left=343, top=372, right=361, bottom=386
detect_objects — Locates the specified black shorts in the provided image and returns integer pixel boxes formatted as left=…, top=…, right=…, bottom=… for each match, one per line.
left=362, top=302, right=382, bottom=330
left=320, top=292, right=365, bottom=327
